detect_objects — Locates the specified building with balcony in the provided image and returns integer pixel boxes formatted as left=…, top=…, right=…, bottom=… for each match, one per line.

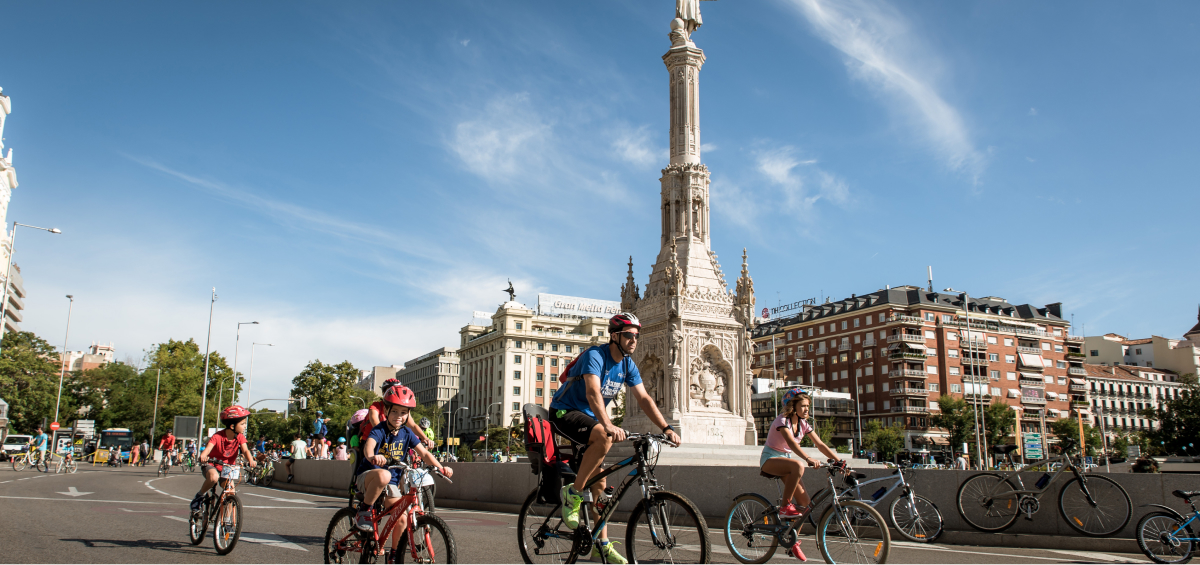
left=395, top=347, right=460, bottom=412
left=0, top=88, right=27, bottom=336
left=456, top=299, right=610, bottom=438
left=58, top=342, right=116, bottom=372
left=750, top=387, right=854, bottom=446
left=1083, top=363, right=1183, bottom=439
left=751, top=285, right=1076, bottom=458
left=1084, top=311, right=1200, bottom=379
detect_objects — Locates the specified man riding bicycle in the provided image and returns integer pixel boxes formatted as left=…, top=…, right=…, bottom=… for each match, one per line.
left=159, top=430, right=178, bottom=466
left=191, top=406, right=257, bottom=512
left=548, top=312, right=681, bottom=565
left=28, top=427, right=49, bottom=467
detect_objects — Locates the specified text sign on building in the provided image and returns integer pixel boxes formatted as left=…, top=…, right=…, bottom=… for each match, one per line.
left=769, top=298, right=816, bottom=317
left=537, top=293, right=622, bottom=318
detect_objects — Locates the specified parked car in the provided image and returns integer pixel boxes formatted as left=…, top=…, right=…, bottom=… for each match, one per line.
left=1, top=434, right=33, bottom=461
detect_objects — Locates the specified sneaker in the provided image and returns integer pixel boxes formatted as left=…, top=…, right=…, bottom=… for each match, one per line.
left=591, top=540, right=627, bottom=564
left=189, top=494, right=204, bottom=512
left=787, top=540, right=807, bottom=562
left=778, top=502, right=802, bottom=519
left=287, top=474, right=294, bottom=483
left=560, top=485, right=583, bottom=529
left=354, top=509, right=375, bottom=532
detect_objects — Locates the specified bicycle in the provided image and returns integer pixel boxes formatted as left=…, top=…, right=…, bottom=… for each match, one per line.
left=53, top=451, right=78, bottom=474
left=158, top=455, right=172, bottom=477
left=323, top=463, right=456, bottom=564
left=188, top=464, right=245, bottom=555
left=181, top=453, right=196, bottom=473
left=816, top=466, right=943, bottom=543
left=1137, top=489, right=1200, bottom=564
left=956, top=438, right=1132, bottom=537
left=516, top=430, right=711, bottom=564
left=248, top=455, right=276, bottom=487
left=9, top=449, right=38, bottom=472
left=725, top=459, right=891, bottom=564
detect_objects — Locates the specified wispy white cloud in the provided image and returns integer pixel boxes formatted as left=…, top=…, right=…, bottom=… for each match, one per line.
left=611, top=125, right=666, bottom=169
left=783, top=0, right=986, bottom=183
left=756, top=146, right=849, bottom=213
left=1028, top=107, right=1038, bottom=116
left=712, top=145, right=851, bottom=236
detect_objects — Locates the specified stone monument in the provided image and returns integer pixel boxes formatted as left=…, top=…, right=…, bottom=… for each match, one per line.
left=619, top=2, right=758, bottom=446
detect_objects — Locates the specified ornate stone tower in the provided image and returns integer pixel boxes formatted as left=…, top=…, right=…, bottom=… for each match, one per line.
left=621, top=11, right=758, bottom=445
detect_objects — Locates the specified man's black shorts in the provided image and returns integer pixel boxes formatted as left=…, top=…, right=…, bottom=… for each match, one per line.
left=549, top=409, right=599, bottom=446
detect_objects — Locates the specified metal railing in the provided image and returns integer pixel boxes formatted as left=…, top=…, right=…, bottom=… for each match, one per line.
left=889, top=369, right=927, bottom=378
left=887, top=315, right=926, bottom=325
left=887, top=334, right=925, bottom=344
left=1016, top=346, right=1041, bottom=355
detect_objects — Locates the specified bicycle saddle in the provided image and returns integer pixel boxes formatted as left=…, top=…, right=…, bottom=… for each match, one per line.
left=991, top=445, right=1019, bottom=455
left=1172, top=490, right=1200, bottom=500
left=760, top=470, right=782, bottom=480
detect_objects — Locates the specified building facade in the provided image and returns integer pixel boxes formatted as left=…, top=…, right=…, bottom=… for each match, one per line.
left=1084, top=312, right=1200, bottom=379
left=355, top=365, right=401, bottom=398
left=1084, top=363, right=1183, bottom=439
left=751, top=286, right=1080, bottom=457
left=749, top=387, right=854, bottom=446
left=456, top=300, right=609, bottom=437
left=0, top=87, right=27, bottom=335
left=59, top=342, right=116, bottom=372
left=395, top=347, right=460, bottom=411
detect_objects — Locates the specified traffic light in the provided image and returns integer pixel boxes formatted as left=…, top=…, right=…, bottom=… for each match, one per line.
left=300, top=397, right=308, bottom=410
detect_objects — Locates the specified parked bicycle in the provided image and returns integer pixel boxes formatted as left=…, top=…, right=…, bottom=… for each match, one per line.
left=725, top=459, right=890, bottom=564
left=248, top=454, right=277, bottom=487
left=188, top=464, right=245, bottom=555
left=517, top=430, right=710, bottom=564
left=956, top=439, right=1132, bottom=537
left=1137, top=489, right=1200, bottom=564
left=814, top=466, right=943, bottom=543
left=323, top=463, right=456, bottom=564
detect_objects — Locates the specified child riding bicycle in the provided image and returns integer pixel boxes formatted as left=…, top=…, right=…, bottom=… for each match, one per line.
left=354, top=385, right=453, bottom=562
left=761, top=388, right=842, bottom=561
left=191, top=406, right=257, bottom=512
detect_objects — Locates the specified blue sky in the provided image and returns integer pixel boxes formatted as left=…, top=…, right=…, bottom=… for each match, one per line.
left=3, top=1, right=1197, bottom=406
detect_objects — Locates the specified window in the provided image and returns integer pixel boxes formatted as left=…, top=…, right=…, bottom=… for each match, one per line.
left=987, top=336, right=998, bottom=344
left=808, top=328, right=814, bottom=337
left=537, top=356, right=544, bottom=365
left=1004, top=338, right=1013, bottom=346
left=818, top=372, right=826, bottom=382
left=865, top=350, right=873, bottom=359
left=818, top=358, right=825, bottom=366
left=1053, top=329, right=1062, bottom=336
left=514, top=370, right=522, bottom=379
left=820, top=326, right=825, bottom=335
left=514, top=355, right=522, bottom=363
left=866, top=315, right=872, bottom=325
left=856, top=368, right=862, bottom=378
left=854, top=318, right=860, bottom=328
left=927, top=366, right=938, bottom=374
left=854, top=335, right=861, bottom=344
left=951, top=384, right=962, bottom=393
left=788, top=363, right=793, bottom=370
left=830, top=323, right=836, bottom=333
left=841, top=370, right=849, bottom=380
left=949, top=349, right=959, bottom=358
left=925, top=312, right=935, bottom=321
left=551, top=359, right=559, bottom=367
left=1057, top=377, right=1067, bottom=385
left=1007, top=372, right=1016, bottom=380
left=537, top=372, right=544, bottom=381
left=512, top=402, right=519, bottom=411
left=1042, top=343, right=1050, bottom=350
left=854, top=352, right=862, bottom=361
left=865, top=366, right=874, bottom=376
left=536, top=387, right=543, bottom=397
left=990, top=370, right=1000, bottom=379
left=866, top=401, right=876, bottom=411
left=597, top=330, right=605, bottom=336
left=925, top=330, right=935, bottom=339
left=989, top=353, right=999, bottom=362
left=1136, top=348, right=1143, bottom=355
left=538, top=343, right=545, bottom=350
left=513, top=386, right=521, bottom=395
left=565, top=345, right=572, bottom=353
left=879, top=330, right=886, bottom=339
left=865, top=383, right=874, bottom=393
left=941, top=314, right=953, bottom=322
left=516, top=322, right=523, bottom=330
left=1056, top=361, right=1066, bottom=369
left=991, top=387, right=1001, bottom=396
left=551, top=344, right=559, bottom=352
left=1005, top=355, right=1015, bottom=364
left=808, top=344, right=814, bottom=352
left=840, top=353, right=848, bottom=363
left=879, top=313, right=886, bottom=323
left=787, top=332, right=793, bottom=340
left=948, top=332, right=958, bottom=341
left=1090, top=350, right=1099, bottom=357
left=515, top=340, right=523, bottom=348
left=857, top=385, right=863, bottom=394
left=928, top=383, right=939, bottom=392
left=1054, top=345, right=1063, bottom=353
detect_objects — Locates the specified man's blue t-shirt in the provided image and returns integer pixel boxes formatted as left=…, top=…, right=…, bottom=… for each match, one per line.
left=32, top=433, right=48, bottom=451
left=359, top=421, right=420, bottom=485
left=550, top=345, right=642, bottom=419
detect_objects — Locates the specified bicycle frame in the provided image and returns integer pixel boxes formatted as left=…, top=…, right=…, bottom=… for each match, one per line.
left=985, top=450, right=1086, bottom=502
left=336, top=464, right=441, bottom=561
left=841, top=470, right=913, bottom=510
left=739, top=464, right=850, bottom=543
left=1168, top=513, right=1200, bottom=542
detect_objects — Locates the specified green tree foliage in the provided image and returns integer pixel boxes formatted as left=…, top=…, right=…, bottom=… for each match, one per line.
left=1048, top=417, right=1103, bottom=455
left=456, top=444, right=474, bottom=462
left=289, top=360, right=364, bottom=438
left=800, top=417, right=835, bottom=448
left=73, top=362, right=141, bottom=431
left=931, top=395, right=974, bottom=455
left=0, top=331, right=65, bottom=433
left=1141, top=374, right=1199, bottom=456
left=862, top=420, right=905, bottom=462
left=983, top=401, right=1017, bottom=449
left=140, top=339, right=234, bottom=442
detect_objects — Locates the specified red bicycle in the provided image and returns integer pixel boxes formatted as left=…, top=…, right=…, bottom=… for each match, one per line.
left=324, top=463, right=457, bottom=564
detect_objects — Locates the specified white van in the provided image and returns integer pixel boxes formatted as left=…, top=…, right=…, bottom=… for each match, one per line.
left=2, top=434, right=33, bottom=461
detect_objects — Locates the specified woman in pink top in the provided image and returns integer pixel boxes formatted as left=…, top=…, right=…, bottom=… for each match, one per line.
left=761, top=389, right=842, bottom=521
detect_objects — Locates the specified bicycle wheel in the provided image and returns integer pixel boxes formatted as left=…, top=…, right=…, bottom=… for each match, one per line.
left=626, top=490, right=711, bottom=564
left=889, top=493, right=943, bottom=543
left=723, top=493, right=780, bottom=564
left=35, top=454, right=50, bottom=473
left=517, top=488, right=577, bottom=564
left=421, top=485, right=436, bottom=514
left=66, top=459, right=77, bottom=474
left=188, top=502, right=209, bottom=545
left=394, top=513, right=457, bottom=564
left=262, top=469, right=274, bottom=487
left=1058, top=475, right=1132, bottom=537
left=817, top=499, right=890, bottom=564
left=213, top=494, right=243, bottom=555
left=324, top=507, right=370, bottom=564
left=1137, top=511, right=1196, bottom=564
left=11, top=454, right=27, bottom=472
left=956, top=473, right=1020, bottom=533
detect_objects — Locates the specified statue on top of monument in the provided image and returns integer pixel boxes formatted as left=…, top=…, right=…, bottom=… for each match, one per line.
left=503, top=279, right=516, bottom=302
left=675, top=0, right=706, bottom=35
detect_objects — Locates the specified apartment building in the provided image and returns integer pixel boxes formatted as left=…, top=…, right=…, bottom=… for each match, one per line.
left=1084, top=363, right=1184, bottom=438
left=395, top=347, right=460, bottom=411
left=355, top=366, right=401, bottom=397
left=1084, top=311, right=1200, bottom=378
left=456, top=299, right=609, bottom=437
left=0, top=88, right=27, bottom=336
left=751, top=286, right=1079, bottom=457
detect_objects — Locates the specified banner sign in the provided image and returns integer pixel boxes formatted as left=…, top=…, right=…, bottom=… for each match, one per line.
left=537, top=293, right=622, bottom=317
left=768, top=299, right=816, bottom=317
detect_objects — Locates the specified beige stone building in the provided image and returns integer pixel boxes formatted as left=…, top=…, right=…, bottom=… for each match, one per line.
left=1084, top=312, right=1200, bottom=379
left=1083, top=363, right=1184, bottom=439
left=395, top=347, right=460, bottom=412
left=0, top=87, right=28, bottom=335
left=456, top=300, right=609, bottom=437
left=355, top=365, right=401, bottom=398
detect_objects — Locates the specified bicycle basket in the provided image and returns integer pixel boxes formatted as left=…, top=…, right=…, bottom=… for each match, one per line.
left=220, top=465, right=241, bottom=480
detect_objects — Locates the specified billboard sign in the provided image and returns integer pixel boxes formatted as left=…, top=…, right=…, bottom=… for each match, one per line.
left=173, top=415, right=200, bottom=439
left=537, top=293, right=622, bottom=318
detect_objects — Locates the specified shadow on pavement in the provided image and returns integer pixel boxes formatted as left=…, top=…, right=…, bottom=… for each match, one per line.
left=60, top=537, right=209, bottom=555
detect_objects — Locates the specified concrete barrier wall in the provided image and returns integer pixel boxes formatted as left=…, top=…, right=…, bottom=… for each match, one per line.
left=274, top=458, right=1195, bottom=541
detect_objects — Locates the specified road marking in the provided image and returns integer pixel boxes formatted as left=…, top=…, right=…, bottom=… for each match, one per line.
left=158, top=516, right=308, bottom=551
left=57, top=486, right=93, bottom=497
left=163, top=515, right=188, bottom=522
left=120, top=508, right=169, bottom=513
left=241, top=492, right=315, bottom=504
left=0, top=495, right=178, bottom=505
left=1043, top=549, right=1133, bottom=562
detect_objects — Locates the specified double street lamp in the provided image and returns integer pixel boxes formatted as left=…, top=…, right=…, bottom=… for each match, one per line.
left=0, top=222, right=62, bottom=351
left=232, top=321, right=258, bottom=405
left=946, top=287, right=988, bottom=469
left=245, top=342, right=274, bottom=407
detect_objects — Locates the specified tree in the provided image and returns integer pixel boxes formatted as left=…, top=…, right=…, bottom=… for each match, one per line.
left=0, top=331, right=72, bottom=433
left=1141, top=374, right=1199, bottom=456
left=801, top=417, right=835, bottom=448
left=1048, top=417, right=1102, bottom=455
left=290, top=360, right=362, bottom=437
left=456, top=444, right=474, bottom=462
left=138, top=339, right=233, bottom=442
left=983, top=401, right=1017, bottom=449
left=862, top=420, right=905, bottom=463
left=931, top=395, right=975, bottom=455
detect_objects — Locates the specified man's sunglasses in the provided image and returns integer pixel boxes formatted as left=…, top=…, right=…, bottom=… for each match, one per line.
left=615, top=331, right=640, bottom=341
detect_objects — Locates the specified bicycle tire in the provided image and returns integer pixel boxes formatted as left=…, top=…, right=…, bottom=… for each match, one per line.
left=324, top=507, right=369, bottom=564
left=817, top=499, right=890, bottom=564
left=213, top=494, right=243, bottom=555
left=35, top=454, right=49, bottom=473
left=1137, top=511, right=1196, bottom=564
left=723, top=492, right=780, bottom=564
left=394, top=513, right=457, bottom=563
left=66, top=459, right=77, bottom=474
left=11, top=454, right=27, bottom=472
left=262, top=471, right=274, bottom=487
left=188, top=502, right=209, bottom=545
left=956, top=473, right=1020, bottom=533
left=1058, top=475, right=1132, bottom=537
left=888, top=493, right=943, bottom=543
left=421, top=485, right=436, bottom=514
left=626, top=490, right=711, bottom=564
left=517, top=488, right=577, bottom=564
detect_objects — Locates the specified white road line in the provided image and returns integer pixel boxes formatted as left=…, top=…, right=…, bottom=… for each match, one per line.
left=1043, top=549, right=1137, bottom=562
left=240, top=492, right=315, bottom=504
left=0, top=495, right=178, bottom=505
left=163, top=515, right=188, bottom=522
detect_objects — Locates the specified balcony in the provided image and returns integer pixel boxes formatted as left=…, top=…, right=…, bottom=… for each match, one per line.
left=887, top=315, right=926, bottom=326
left=889, top=369, right=927, bottom=378
left=1022, top=396, right=1047, bottom=405
left=962, top=357, right=990, bottom=366
left=1020, top=378, right=1045, bottom=388
left=890, top=387, right=928, bottom=397
left=961, top=340, right=989, bottom=351
left=1065, top=335, right=1085, bottom=343
left=892, top=405, right=930, bottom=414
left=1068, top=367, right=1088, bottom=376
left=1071, top=399, right=1090, bottom=407
left=838, top=343, right=852, bottom=351
left=1016, top=346, right=1041, bottom=355
left=1069, top=384, right=1087, bottom=392
left=815, top=347, right=828, bottom=355
left=1065, top=351, right=1087, bottom=360
left=863, top=339, right=877, bottom=347
left=889, top=351, right=927, bottom=361
left=887, top=334, right=925, bottom=344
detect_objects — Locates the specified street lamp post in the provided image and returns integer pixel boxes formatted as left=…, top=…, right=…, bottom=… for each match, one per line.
left=948, top=288, right=986, bottom=469
left=349, top=395, right=366, bottom=408
left=0, top=223, right=62, bottom=352
left=245, top=343, right=274, bottom=407
left=450, top=406, right=469, bottom=453
left=53, top=294, right=74, bottom=425
left=232, top=322, right=258, bottom=405
left=485, top=402, right=501, bottom=461
left=197, top=288, right=217, bottom=447
left=150, top=368, right=162, bottom=442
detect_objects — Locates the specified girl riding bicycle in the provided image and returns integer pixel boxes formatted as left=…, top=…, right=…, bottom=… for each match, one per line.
left=761, top=388, right=842, bottom=561
left=191, top=406, right=257, bottom=512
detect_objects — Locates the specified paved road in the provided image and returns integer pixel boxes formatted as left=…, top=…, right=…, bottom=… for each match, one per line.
left=0, top=464, right=1152, bottom=563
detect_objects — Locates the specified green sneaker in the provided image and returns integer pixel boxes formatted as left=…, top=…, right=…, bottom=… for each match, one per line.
left=561, top=485, right=583, bottom=529
left=592, top=540, right=627, bottom=564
